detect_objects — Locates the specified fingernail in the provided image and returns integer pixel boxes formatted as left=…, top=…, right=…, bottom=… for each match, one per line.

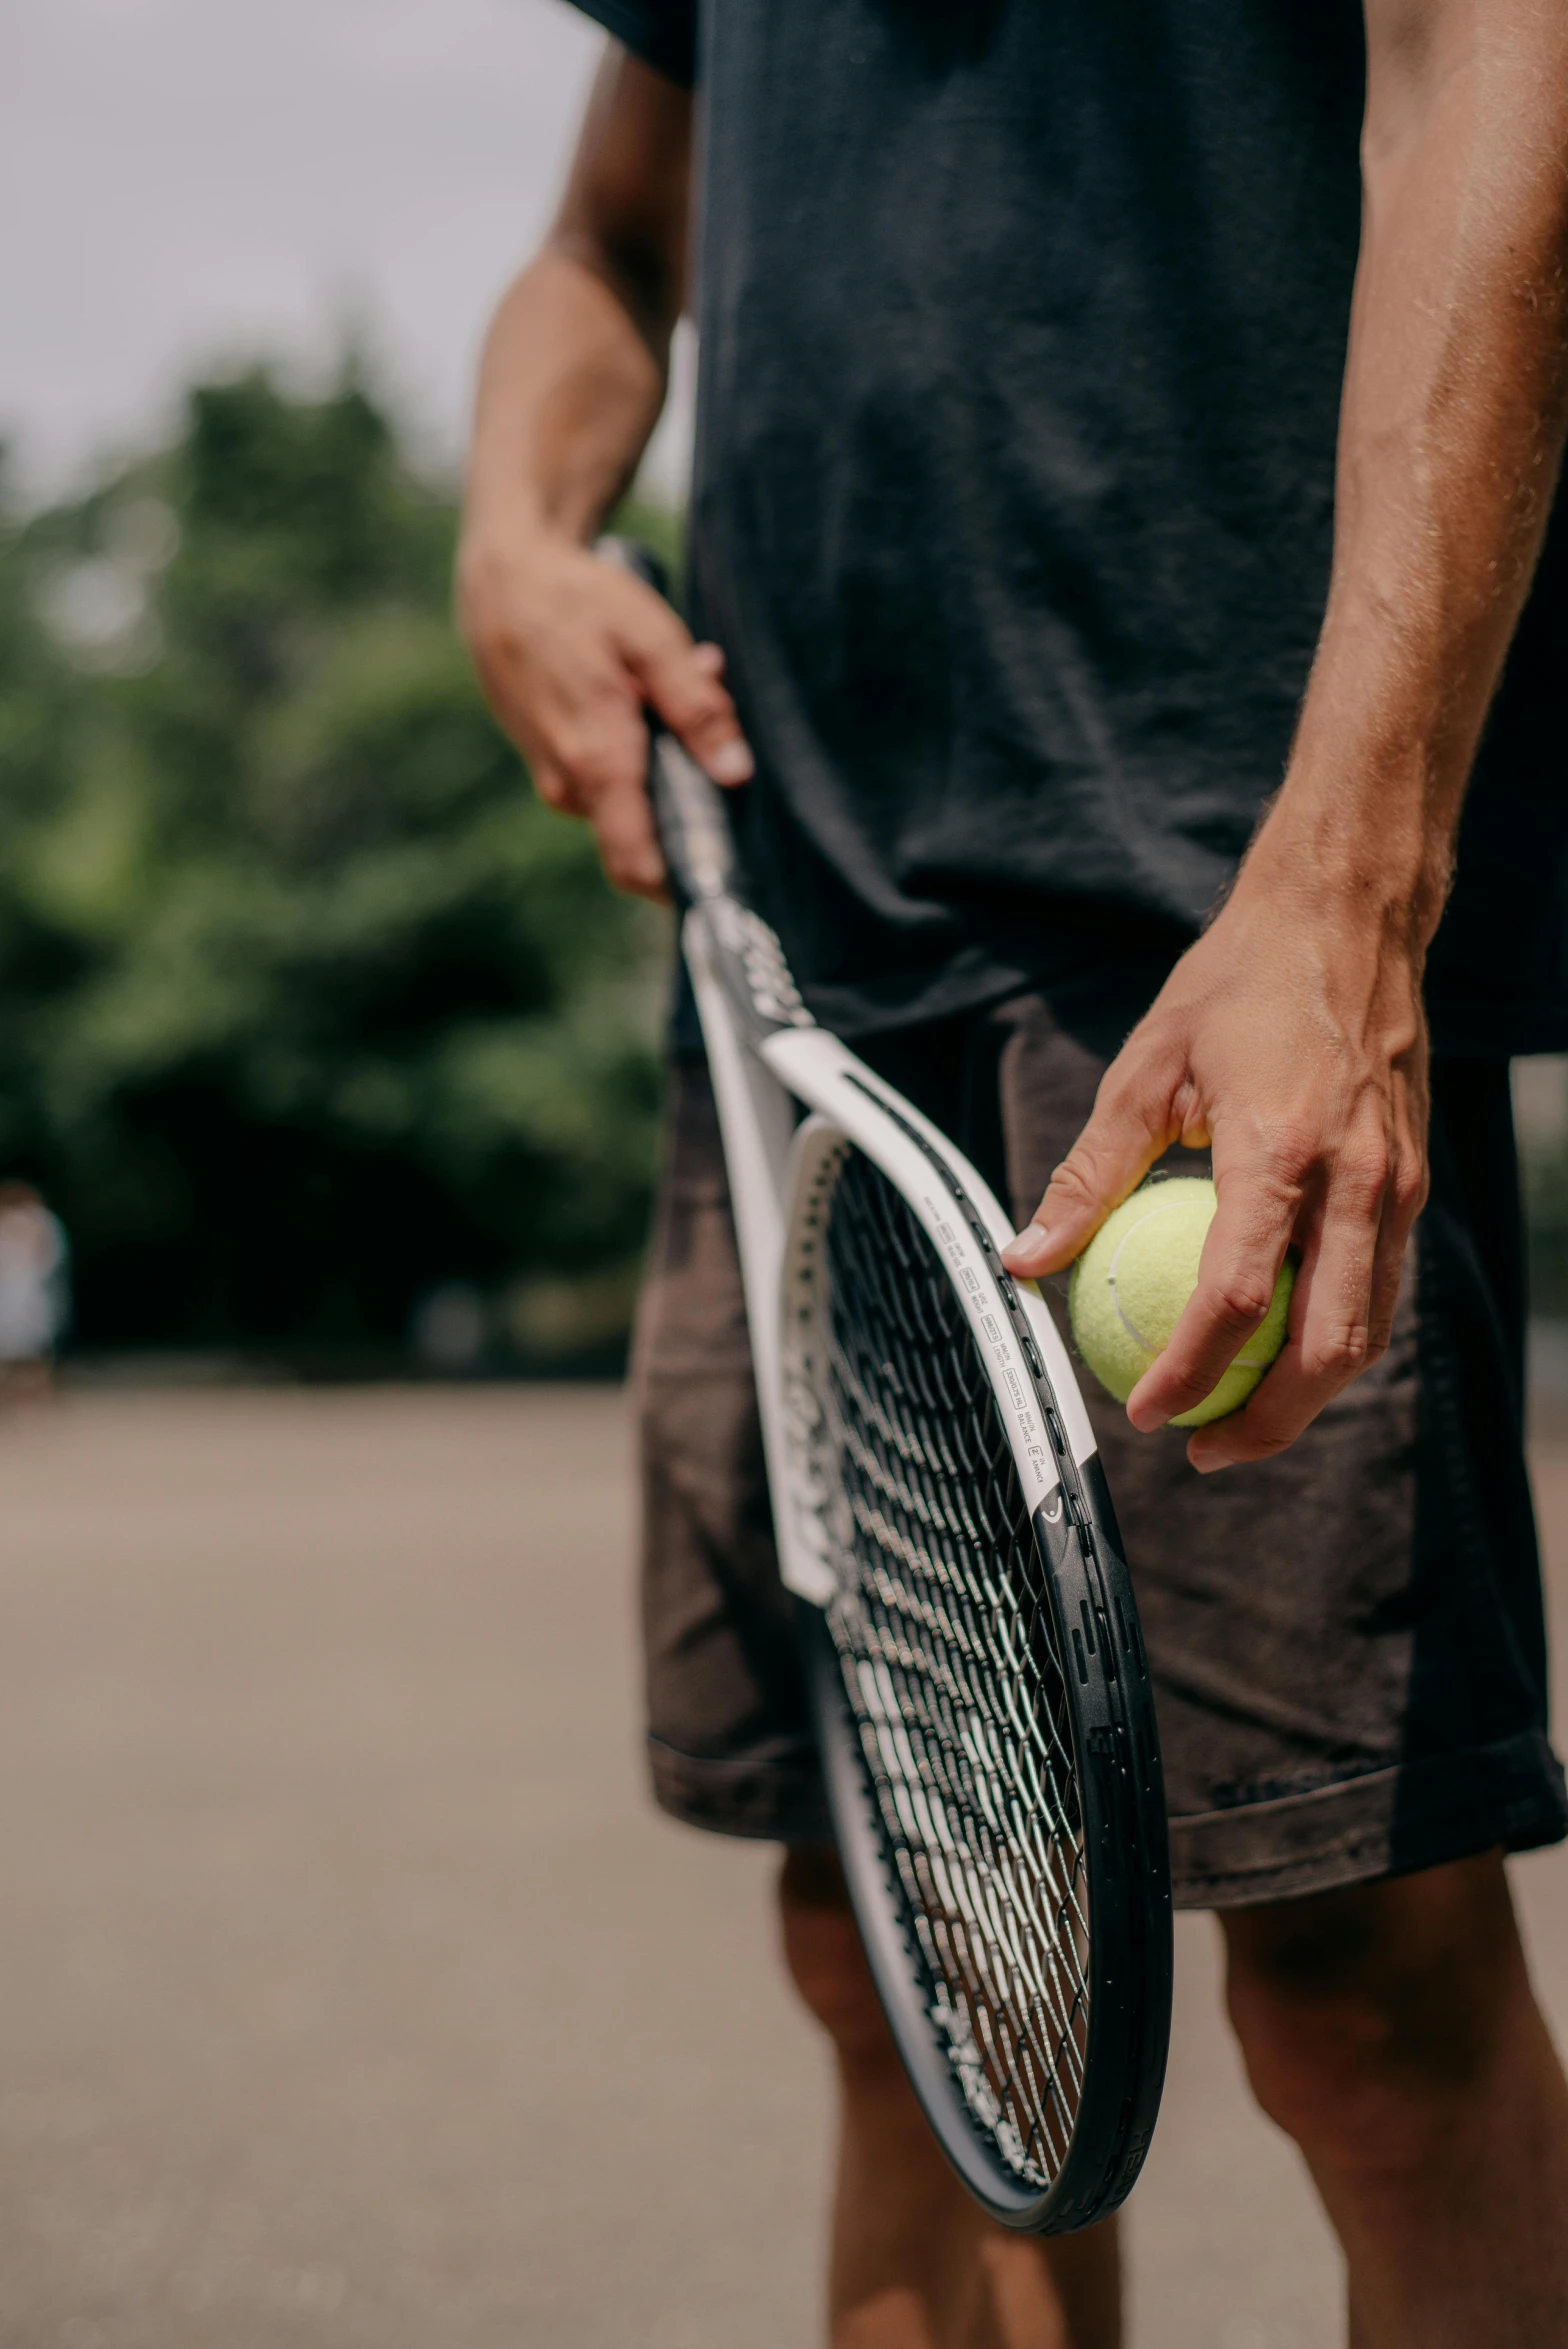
left=1002, top=1225, right=1052, bottom=1271
left=706, top=739, right=754, bottom=784
left=1124, top=1376, right=1169, bottom=1434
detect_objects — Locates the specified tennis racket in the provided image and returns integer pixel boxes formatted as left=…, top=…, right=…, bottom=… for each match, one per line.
left=617, top=545, right=1173, bottom=2235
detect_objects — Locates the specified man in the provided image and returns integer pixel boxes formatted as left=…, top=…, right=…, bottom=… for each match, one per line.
left=461, top=2, right=1568, bottom=2340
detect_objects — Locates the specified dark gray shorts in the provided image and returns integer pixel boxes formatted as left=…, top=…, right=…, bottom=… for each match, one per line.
left=630, top=981, right=1568, bottom=1910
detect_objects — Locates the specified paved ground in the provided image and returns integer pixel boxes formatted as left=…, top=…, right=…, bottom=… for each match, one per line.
left=0, top=1387, right=1563, bottom=2349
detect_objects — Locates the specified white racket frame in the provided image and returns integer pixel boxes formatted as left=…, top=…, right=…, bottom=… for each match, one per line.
left=681, top=910, right=1098, bottom=1608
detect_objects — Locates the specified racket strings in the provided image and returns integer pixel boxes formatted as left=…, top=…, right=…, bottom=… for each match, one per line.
left=817, top=1152, right=1092, bottom=2190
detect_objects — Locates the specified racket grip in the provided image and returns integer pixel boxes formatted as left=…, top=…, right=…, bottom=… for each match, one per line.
left=598, top=534, right=670, bottom=603
left=649, top=734, right=744, bottom=908
left=596, top=534, right=742, bottom=910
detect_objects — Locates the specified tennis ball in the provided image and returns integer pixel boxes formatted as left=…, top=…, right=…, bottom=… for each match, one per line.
left=1067, top=1176, right=1294, bottom=1429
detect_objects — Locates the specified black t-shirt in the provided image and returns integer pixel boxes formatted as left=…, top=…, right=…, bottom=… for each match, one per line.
left=574, top=0, right=1568, bottom=1053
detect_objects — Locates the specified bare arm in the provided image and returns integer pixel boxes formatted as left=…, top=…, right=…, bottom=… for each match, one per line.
left=459, top=47, right=751, bottom=897
left=1004, top=0, right=1568, bottom=1469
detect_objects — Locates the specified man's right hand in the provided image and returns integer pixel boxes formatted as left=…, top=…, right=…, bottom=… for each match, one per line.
left=458, top=531, right=754, bottom=900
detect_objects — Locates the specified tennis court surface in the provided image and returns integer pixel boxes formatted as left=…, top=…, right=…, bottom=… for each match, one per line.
left=0, top=1384, right=1563, bottom=2347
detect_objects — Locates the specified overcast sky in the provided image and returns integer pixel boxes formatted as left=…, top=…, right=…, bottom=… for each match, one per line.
left=3, top=0, right=693, bottom=503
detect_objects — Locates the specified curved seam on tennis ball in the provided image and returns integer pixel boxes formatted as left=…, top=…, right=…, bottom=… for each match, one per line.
left=1106, top=1194, right=1278, bottom=1371
left=1106, top=1199, right=1189, bottom=1356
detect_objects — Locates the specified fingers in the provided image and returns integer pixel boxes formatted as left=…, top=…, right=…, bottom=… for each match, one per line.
left=1176, top=1132, right=1425, bottom=1472
left=1365, top=1152, right=1423, bottom=1353
left=542, top=584, right=753, bottom=897
left=997, top=880, right=1433, bottom=1466
left=585, top=763, right=668, bottom=899
left=1001, top=1040, right=1181, bottom=1279
left=1185, top=1224, right=1371, bottom=1474
left=616, top=594, right=755, bottom=785
left=1125, top=1151, right=1300, bottom=1432
left=529, top=758, right=572, bottom=813
left=459, top=535, right=754, bottom=900
left=557, top=701, right=669, bottom=899
left=529, top=675, right=665, bottom=896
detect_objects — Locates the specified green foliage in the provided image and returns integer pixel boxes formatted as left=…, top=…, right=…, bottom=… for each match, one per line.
left=0, top=370, right=670, bottom=1355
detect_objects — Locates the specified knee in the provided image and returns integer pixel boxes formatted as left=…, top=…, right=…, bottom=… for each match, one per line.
left=779, top=1846, right=900, bottom=2079
left=1222, top=1853, right=1527, bottom=2182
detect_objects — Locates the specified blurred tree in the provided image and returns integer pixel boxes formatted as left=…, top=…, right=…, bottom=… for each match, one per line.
left=0, top=370, right=677, bottom=1359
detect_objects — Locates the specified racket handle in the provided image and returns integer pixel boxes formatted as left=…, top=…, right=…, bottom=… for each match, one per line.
left=596, top=534, right=742, bottom=910
left=598, top=534, right=670, bottom=602
left=650, top=734, right=745, bottom=908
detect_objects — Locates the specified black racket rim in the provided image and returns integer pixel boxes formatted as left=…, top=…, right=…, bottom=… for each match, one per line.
left=794, top=1138, right=1174, bottom=2234
left=804, top=1488, right=1170, bottom=2233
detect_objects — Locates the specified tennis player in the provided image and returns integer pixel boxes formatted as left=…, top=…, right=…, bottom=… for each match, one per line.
left=461, top=4, right=1568, bottom=2341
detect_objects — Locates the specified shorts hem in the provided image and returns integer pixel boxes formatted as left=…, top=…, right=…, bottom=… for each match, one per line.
left=648, top=1734, right=833, bottom=1846
left=1169, top=1726, right=1568, bottom=1910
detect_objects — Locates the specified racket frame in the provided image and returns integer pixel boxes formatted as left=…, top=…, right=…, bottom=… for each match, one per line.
left=656, top=723, right=1172, bottom=2233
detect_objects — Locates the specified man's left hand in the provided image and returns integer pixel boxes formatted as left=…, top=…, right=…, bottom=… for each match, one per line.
left=1000, top=849, right=1430, bottom=1472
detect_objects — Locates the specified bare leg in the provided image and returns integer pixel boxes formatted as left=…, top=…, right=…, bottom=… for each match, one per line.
left=1224, top=1851, right=1568, bottom=2347
left=780, top=1847, right=1120, bottom=2349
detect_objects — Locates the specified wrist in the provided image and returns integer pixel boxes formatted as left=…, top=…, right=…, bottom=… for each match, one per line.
left=1236, top=771, right=1453, bottom=957
left=456, top=505, right=582, bottom=612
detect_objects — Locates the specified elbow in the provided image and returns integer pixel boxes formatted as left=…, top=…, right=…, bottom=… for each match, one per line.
left=546, top=216, right=685, bottom=356
left=1359, top=0, right=1475, bottom=180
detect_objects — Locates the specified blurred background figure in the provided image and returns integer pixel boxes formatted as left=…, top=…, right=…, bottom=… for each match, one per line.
left=0, top=1179, right=68, bottom=1401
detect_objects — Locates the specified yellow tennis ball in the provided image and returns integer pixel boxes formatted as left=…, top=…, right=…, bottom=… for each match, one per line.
left=1067, top=1176, right=1294, bottom=1428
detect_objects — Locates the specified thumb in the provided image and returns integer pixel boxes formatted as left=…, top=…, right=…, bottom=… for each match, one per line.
left=1001, top=1044, right=1181, bottom=1277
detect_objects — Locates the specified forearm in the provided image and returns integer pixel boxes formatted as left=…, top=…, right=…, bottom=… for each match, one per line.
left=465, top=246, right=670, bottom=550
left=1009, top=5, right=1568, bottom=1462
left=1244, top=0, right=1568, bottom=945
left=462, top=46, right=690, bottom=562
left=456, top=50, right=744, bottom=897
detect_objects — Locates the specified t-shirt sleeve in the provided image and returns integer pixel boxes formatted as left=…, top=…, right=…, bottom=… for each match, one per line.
left=567, top=0, right=697, bottom=87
